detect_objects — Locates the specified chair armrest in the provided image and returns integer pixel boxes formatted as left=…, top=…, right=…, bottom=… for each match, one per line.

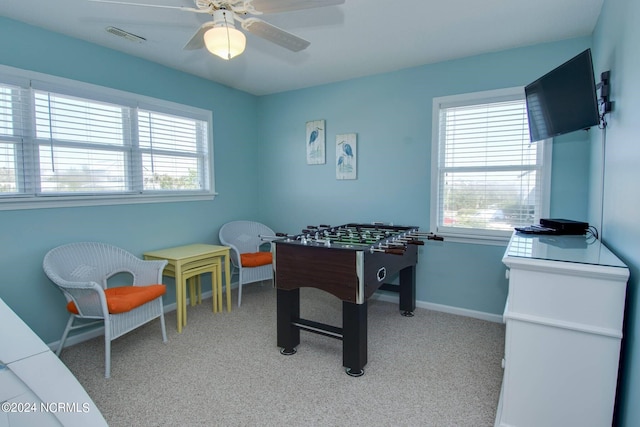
left=51, top=279, right=109, bottom=318
left=128, top=258, right=168, bottom=286
left=225, top=243, right=242, bottom=269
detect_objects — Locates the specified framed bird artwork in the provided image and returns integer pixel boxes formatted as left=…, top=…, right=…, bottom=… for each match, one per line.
left=336, top=133, right=357, bottom=180
left=306, top=120, right=325, bottom=164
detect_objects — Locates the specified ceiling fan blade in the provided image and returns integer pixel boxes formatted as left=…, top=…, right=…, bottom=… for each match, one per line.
left=242, top=18, right=310, bottom=52
left=249, top=0, right=345, bottom=14
left=183, top=21, right=215, bottom=50
left=88, top=0, right=207, bottom=13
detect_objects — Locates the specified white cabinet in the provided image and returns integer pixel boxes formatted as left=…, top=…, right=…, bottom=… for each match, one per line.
left=495, top=233, right=629, bottom=427
left=0, top=298, right=108, bottom=427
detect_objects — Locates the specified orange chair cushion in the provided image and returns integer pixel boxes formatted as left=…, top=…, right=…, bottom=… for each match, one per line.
left=240, top=252, right=273, bottom=267
left=66, top=284, right=166, bottom=315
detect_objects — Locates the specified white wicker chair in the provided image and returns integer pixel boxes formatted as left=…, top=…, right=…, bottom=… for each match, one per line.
left=43, top=242, right=168, bottom=378
left=219, top=221, right=275, bottom=307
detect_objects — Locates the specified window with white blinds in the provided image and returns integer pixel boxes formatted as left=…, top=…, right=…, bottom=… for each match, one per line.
left=0, top=66, right=213, bottom=210
left=431, top=87, right=550, bottom=242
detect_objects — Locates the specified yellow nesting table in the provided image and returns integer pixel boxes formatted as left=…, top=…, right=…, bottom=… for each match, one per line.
left=144, top=244, right=231, bottom=333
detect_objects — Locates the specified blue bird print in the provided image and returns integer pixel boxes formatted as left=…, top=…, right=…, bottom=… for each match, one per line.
left=337, top=139, right=354, bottom=175
left=338, top=140, right=354, bottom=161
left=309, top=127, right=321, bottom=145
left=342, top=143, right=353, bottom=158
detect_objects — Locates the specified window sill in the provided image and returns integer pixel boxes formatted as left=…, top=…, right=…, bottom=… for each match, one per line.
left=0, top=192, right=217, bottom=211
left=433, top=231, right=511, bottom=246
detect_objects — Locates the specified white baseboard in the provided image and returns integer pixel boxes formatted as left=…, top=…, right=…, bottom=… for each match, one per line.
left=372, top=292, right=504, bottom=323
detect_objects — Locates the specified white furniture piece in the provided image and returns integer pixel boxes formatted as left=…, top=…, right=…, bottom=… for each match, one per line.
left=219, top=221, right=275, bottom=307
left=495, top=232, right=629, bottom=427
left=0, top=297, right=108, bottom=427
left=43, top=242, right=169, bottom=378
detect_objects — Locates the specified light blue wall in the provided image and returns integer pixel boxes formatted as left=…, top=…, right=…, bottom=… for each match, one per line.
left=551, top=132, right=591, bottom=223
left=257, top=38, right=593, bottom=315
left=0, top=17, right=260, bottom=343
left=591, top=0, right=640, bottom=425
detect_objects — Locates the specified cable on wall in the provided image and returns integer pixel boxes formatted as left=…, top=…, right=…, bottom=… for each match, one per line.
left=596, top=70, right=612, bottom=239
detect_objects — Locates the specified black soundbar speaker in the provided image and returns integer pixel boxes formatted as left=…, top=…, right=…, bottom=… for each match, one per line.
left=539, top=218, right=588, bottom=235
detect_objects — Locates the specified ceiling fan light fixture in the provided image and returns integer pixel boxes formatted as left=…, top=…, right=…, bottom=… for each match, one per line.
left=204, top=10, right=246, bottom=60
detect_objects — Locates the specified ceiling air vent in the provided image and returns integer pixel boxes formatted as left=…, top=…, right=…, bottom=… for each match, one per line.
left=105, top=26, right=146, bottom=43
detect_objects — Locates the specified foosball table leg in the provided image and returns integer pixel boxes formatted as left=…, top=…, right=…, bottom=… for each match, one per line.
left=343, top=300, right=367, bottom=377
left=277, top=288, right=300, bottom=355
left=399, top=265, right=416, bottom=317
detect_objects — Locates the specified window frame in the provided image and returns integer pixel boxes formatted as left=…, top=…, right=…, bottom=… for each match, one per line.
left=430, top=87, right=551, bottom=245
left=0, top=65, right=215, bottom=211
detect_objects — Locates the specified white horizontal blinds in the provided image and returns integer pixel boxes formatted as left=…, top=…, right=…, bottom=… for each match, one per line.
left=138, top=109, right=209, bottom=191
left=33, top=89, right=132, bottom=194
left=0, top=82, right=36, bottom=197
left=0, top=83, right=23, bottom=194
left=438, top=98, right=541, bottom=232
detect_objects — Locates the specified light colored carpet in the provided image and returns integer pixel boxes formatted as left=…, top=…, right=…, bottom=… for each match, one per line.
left=60, top=284, right=505, bottom=426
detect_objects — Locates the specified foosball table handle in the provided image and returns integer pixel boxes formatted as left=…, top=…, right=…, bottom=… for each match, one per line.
left=385, top=248, right=406, bottom=255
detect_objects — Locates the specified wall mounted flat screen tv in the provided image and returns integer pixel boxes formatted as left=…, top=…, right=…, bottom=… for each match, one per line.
left=525, top=49, right=600, bottom=142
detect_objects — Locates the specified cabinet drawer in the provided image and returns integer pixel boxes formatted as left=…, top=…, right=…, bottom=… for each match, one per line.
left=506, top=267, right=626, bottom=332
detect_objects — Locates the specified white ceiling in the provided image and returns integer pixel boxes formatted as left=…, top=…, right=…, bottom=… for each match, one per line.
left=0, top=0, right=604, bottom=96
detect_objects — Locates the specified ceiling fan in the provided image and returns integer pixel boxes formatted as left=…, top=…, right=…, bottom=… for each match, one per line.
left=89, top=0, right=345, bottom=60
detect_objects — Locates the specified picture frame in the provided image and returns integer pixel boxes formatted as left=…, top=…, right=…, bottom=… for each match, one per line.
left=306, top=120, right=325, bottom=164
left=336, top=133, right=357, bottom=180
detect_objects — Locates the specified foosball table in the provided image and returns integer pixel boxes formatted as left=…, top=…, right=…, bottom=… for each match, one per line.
left=271, top=223, right=442, bottom=376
